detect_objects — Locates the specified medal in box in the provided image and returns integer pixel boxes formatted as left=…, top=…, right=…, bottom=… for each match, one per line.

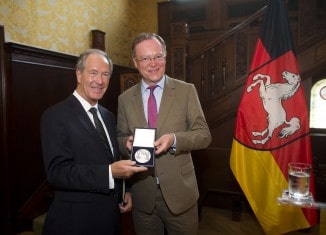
left=131, top=128, right=156, bottom=167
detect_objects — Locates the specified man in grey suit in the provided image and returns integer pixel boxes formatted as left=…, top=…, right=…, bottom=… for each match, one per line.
left=41, top=49, right=147, bottom=235
left=117, top=33, right=212, bottom=235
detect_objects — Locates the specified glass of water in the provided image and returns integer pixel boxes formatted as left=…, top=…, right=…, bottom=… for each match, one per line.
left=288, top=162, right=311, bottom=200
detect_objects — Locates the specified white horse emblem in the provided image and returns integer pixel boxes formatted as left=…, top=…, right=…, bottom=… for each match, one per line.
left=246, top=71, right=301, bottom=145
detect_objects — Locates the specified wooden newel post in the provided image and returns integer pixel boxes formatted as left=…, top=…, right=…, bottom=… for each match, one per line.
left=91, top=29, right=106, bottom=51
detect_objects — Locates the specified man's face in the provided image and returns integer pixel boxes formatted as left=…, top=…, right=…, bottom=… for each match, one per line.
left=76, top=54, right=111, bottom=106
left=133, top=38, right=166, bottom=86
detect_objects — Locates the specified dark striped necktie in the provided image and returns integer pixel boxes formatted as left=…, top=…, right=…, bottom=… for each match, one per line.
left=89, top=107, right=113, bottom=158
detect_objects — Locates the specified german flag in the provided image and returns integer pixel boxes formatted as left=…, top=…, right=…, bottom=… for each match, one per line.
left=230, top=0, right=318, bottom=234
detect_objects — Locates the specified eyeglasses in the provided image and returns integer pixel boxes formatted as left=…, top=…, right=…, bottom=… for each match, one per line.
left=135, top=54, right=166, bottom=64
left=87, top=70, right=110, bottom=79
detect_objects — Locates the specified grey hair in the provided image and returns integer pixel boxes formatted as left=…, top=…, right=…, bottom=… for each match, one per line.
left=131, top=33, right=167, bottom=58
left=76, top=48, right=113, bottom=75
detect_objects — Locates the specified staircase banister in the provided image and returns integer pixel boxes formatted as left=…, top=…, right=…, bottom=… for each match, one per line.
left=188, top=6, right=267, bottom=62
left=17, top=179, right=54, bottom=230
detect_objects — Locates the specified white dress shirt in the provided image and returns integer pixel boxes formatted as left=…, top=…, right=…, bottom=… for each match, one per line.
left=73, top=90, right=115, bottom=189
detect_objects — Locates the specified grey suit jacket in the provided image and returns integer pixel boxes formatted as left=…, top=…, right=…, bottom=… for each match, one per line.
left=117, top=75, right=211, bottom=215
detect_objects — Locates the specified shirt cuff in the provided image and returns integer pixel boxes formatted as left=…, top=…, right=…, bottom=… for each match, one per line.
left=171, top=133, right=176, bottom=148
left=169, top=133, right=176, bottom=154
left=109, top=164, right=115, bottom=189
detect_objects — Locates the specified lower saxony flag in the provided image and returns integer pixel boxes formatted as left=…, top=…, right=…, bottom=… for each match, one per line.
left=230, top=0, right=318, bottom=234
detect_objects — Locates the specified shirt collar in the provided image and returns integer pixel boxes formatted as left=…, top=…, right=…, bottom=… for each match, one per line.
left=141, top=75, right=165, bottom=90
left=73, top=90, right=98, bottom=112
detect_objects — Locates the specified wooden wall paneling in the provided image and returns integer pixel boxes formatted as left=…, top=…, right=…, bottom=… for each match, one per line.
left=235, top=29, right=248, bottom=81
left=0, top=24, right=12, bottom=235
left=310, top=73, right=326, bottom=203
left=208, top=47, right=217, bottom=96
left=199, top=53, right=207, bottom=101
left=223, top=38, right=233, bottom=91
left=101, top=65, right=138, bottom=116
left=192, top=148, right=238, bottom=193
left=298, top=0, right=316, bottom=45
left=311, top=134, right=326, bottom=202
left=171, top=46, right=187, bottom=81
left=192, top=147, right=248, bottom=221
left=188, top=31, right=224, bottom=57
left=170, top=22, right=189, bottom=81
left=225, top=0, right=266, bottom=27
left=188, top=54, right=203, bottom=99
left=170, top=0, right=210, bottom=31
left=211, top=0, right=226, bottom=29
left=297, top=39, right=326, bottom=80
left=7, top=43, right=77, bottom=233
left=214, top=43, right=225, bottom=93
left=157, top=1, right=172, bottom=38
left=120, top=73, right=142, bottom=93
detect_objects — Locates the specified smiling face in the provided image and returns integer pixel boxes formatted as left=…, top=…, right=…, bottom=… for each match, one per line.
left=75, top=53, right=111, bottom=106
left=133, top=38, right=166, bottom=86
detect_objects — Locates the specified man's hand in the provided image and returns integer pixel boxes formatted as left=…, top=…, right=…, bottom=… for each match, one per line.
left=119, top=192, right=132, bottom=213
left=111, top=160, right=147, bottom=178
left=126, top=135, right=133, bottom=152
left=154, top=133, right=174, bottom=155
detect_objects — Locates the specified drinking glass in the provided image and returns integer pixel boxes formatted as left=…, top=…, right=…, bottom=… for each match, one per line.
left=288, top=162, right=311, bottom=199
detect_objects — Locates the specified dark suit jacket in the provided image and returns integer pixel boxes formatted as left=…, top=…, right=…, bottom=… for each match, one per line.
left=117, top=75, right=211, bottom=215
left=41, top=95, right=121, bottom=235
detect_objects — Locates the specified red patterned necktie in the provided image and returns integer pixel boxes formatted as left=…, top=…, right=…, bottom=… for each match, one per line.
left=147, top=85, right=158, bottom=128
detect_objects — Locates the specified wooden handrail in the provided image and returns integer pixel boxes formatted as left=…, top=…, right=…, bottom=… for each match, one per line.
left=17, top=180, right=54, bottom=232
left=189, top=6, right=267, bottom=62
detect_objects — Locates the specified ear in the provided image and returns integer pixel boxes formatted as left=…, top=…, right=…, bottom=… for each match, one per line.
left=132, top=58, right=138, bottom=69
left=76, top=70, right=82, bottom=83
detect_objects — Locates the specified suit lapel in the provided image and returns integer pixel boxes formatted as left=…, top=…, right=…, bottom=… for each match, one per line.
left=68, top=95, right=115, bottom=162
left=127, top=80, right=176, bottom=132
left=132, top=83, right=148, bottom=127
left=157, top=76, right=176, bottom=133
left=99, top=106, right=118, bottom=160
left=68, top=96, right=96, bottom=137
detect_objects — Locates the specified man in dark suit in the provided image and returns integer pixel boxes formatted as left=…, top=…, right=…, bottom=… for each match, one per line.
left=117, top=33, right=212, bottom=235
left=41, top=49, right=147, bottom=235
